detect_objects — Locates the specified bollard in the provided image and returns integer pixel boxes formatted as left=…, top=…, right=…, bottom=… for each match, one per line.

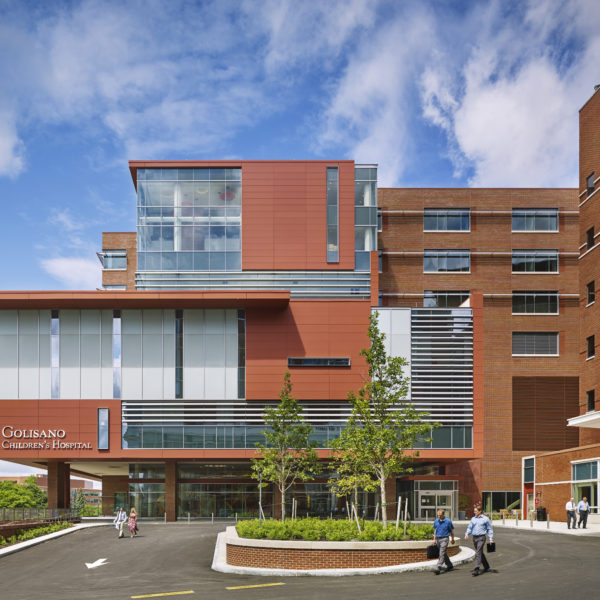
left=211, top=513, right=214, bottom=524
left=188, top=512, right=190, bottom=525
left=547, top=514, right=550, bottom=529
left=530, top=515, right=533, bottom=528
left=164, top=512, right=167, bottom=523
left=502, top=514, right=505, bottom=526
left=235, top=513, right=238, bottom=523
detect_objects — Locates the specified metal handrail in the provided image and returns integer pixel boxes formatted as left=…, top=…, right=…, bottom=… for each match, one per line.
left=0, top=507, right=78, bottom=524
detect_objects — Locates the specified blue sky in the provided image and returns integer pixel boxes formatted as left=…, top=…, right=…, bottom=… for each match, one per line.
left=0, top=0, right=599, bottom=292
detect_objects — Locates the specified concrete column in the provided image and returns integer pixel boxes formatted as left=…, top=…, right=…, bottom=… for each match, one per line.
left=165, top=462, right=177, bottom=522
left=47, top=462, right=71, bottom=509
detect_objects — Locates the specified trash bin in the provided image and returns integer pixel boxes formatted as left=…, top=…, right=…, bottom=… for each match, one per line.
left=536, top=507, right=547, bottom=521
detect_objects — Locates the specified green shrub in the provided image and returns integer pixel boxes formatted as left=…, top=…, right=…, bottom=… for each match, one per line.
left=0, top=521, right=73, bottom=547
left=235, top=518, right=435, bottom=542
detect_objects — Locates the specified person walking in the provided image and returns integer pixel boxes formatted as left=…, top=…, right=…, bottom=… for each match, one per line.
left=113, top=507, right=127, bottom=539
left=128, top=507, right=139, bottom=538
left=577, top=497, right=590, bottom=529
left=432, top=509, right=455, bottom=574
left=565, top=497, right=577, bottom=529
left=465, top=505, right=494, bottom=576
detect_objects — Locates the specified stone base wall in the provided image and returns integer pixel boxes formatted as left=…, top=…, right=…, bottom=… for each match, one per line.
left=227, top=543, right=459, bottom=570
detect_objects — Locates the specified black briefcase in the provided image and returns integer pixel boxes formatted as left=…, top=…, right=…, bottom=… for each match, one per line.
left=426, top=544, right=440, bottom=559
left=487, top=542, right=496, bottom=553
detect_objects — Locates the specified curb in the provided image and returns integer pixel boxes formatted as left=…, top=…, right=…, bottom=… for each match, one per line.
left=0, top=522, right=109, bottom=558
left=211, top=531, right=476, bottom=577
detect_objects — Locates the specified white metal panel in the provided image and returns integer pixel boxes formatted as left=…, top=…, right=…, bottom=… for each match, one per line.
left=184, top=309, right=204, bottom=334
left=225, top=367, right=237, bottom=399
left=142, top=310, right=163, bottom=334
left=60, top=310, right=80, bottom=334
left=163, top=331, right=176, bottom=400
left=205, top=367, right=225, bottom=398
left=19, top=334, right=39, bottom=398
left=142, top=333, right=163, bottom=400
left=184, top=333, right=205, bottom=398
left=205, top=310, right=225, bottom=334
left=0, top=333, right=18, bottom=398
left=122, top=333, right=142, bottom=399
left=81, top=333, right=101, bottom=399
left=59, top=332, right=80, bottom=399
left=122, top=310, right=142, bottom=334
left=0, top=311, right=17, bottom=334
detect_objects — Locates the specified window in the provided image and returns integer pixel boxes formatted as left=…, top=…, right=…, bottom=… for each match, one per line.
left=512, top=250, right=558, bottom=273
left=354, top=166, right=377, bottom=271
left=175, top=309, right=183, bottom=398
left=288, top=357, right=351, bottom=367
left=326, top=167, right=339, bottom=263
left=112, top=310, right=121, bottom=399
left=512, top=332, right=558, bottom=355
left=97, top=408, right=109, bottom=450
left=587, top=281, right=595, bottom=305
left=512, top=291, right=558, bottom=314
left=424, top=250, right=470, bottom=272
left=587, top=335, right=595, bottom=359
left=99, top=249, right=127, bottom=270
left=572, top=461, right=598, bottom=481
left=587, top=390, right=595, bottom=413
left=377, top=208, right=383, bottom=232
left=512, top=209, right=558, bottom=232
left=523, top=458, right=534, bottom=484
left=423, top=290, right=470, bottom=308
left=103, top=285, right=127, bottom=291
left=587, top=227, right=595, bottom=250
left=51, top=310, right=59, bottom=399
left=423, top=208, right=470, bottom=231
left=587, top=172, right=595, bottom=194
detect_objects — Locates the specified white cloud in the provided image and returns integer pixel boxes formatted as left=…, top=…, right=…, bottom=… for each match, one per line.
left=41, top=257, right=101, bottom=290
left=0, top=109, right=25, bottom=177
left=48, top=208, right=85, bottom=232
left=0, top=461, right=46, bottom=476
left=418, top=0, right=600, bottom=187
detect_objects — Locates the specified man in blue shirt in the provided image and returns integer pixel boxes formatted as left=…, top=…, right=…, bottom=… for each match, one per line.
left=465, top=505, right=494, bottom=576
left=577, top=497, right=590, bottom=529
left=432, top=509, right=455, bottom=574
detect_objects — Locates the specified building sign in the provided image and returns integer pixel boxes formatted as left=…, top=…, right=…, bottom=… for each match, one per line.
left=1, top=426, right=93, bottom=450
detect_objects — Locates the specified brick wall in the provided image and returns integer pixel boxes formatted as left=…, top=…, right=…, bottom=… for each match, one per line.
left=379, top=188, right=579, bottom=494
left=226, top=543, right=459, bottom=569
left=101, top=232, right=137, bottom=290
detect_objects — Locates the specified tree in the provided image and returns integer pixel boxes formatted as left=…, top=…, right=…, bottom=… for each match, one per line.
left=329, top=312, right=433, bottom=526
left=251, top=372, right=321, bottom=520
left=0, top=476, right=48, bottom=509
left=73, top=488, right=86, bottom=515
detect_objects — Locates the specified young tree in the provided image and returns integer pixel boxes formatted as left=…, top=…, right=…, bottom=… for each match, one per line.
left=251, top=372, right=321, bottom=520
left=0, top=476, right=48, bottom=509
left=23, top=475, right=47, bottom=507
left=329, top=312, right=433, bottom=526
left=73, top=488, right=86, bottom=515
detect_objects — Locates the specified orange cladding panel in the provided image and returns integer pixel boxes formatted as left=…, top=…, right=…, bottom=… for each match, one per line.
left=246, top=300, right=372, bottom=400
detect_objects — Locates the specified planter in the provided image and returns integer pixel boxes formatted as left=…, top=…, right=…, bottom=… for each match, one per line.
left=224, top=526, right=460, bottom=570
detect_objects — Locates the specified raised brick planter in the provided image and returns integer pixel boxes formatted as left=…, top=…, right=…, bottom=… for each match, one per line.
left=225, top=526, right=459, bottom=570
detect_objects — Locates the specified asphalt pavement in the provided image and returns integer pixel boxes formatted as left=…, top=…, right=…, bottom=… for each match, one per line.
left=0, top=522, right=598, bottom=600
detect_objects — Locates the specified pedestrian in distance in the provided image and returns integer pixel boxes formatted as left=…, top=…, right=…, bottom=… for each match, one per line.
left=464, top=504, right=494, bottom=576
left=577, top=497, right=590, bottom=529
left=432, top=509, right=455, bottom=575
left=113, top=507, right=127, bottom=539
left=565, top=497, right=577, bottom=529
left=129, top=507, right=139, bottom=538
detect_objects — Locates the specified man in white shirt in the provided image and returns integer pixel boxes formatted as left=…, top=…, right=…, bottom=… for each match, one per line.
left=113, top=507, right=127, bottom=538
left=577, top=497, right=590, bottom=529
left=565, top=497, right=577, bottom=529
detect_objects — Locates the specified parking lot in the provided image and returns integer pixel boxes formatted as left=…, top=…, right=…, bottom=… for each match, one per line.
left=0, top=523, right=598, bottom=600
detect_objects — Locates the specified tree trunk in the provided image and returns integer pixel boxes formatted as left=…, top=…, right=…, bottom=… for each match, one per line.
left=281, top=487, right=286, bottom=521
left=380, top=477, right=387, bottom=527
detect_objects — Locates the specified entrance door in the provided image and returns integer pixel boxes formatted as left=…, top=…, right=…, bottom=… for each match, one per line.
left=419, top=491, right=453, bottom=520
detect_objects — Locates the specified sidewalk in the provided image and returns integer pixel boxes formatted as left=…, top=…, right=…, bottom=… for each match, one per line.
left=453, top=519, right=600, bottom=536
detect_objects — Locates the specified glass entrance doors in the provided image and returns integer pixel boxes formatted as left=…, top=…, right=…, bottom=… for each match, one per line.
left=418, top=491, right=453, bottom=521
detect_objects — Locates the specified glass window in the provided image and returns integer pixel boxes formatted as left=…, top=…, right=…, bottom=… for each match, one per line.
left=100, top=250, right=127, bottom=270
left=512, top=291, right=558, bottom=314
left=97, top=408, right=109, bottom=450
left=424, top=209, right=470, bottom=231
left=51, top=310, right=59, bottom=399
left=113, top=310, right=121, bottom=399
left=587, top=390, right=595, bottom=412
left=587, top=227, right=595, bottom=250
left=424, top=250, right=470, bottom=272
left=587, top=281, right=595, bottom=305
left=512, top=332, right=559, bottom=355
left=327, top=167, right=339, bottom=263
left=423, top=290, right=470, bottom=308
left=587, top=335, right=595, bottom=359
left=512, top=209, right=558, bottom=232
left=175, top=309, right=183, bottom=399
left=129, top=464, right=165, bottom=479
left=572, top=462, right=598, bottom=481
left=511, top=250, right=558, bottom=273
left=524, top=458, right=534, bottom=483
left=587, top=172, right=595, bottom=194
left=288, top=357, right=351, bottom=367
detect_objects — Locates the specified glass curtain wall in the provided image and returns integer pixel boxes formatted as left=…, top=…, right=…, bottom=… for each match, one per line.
left=354, top=166, right=378, bottom=271
left=137, top=168, right=241, bottom=272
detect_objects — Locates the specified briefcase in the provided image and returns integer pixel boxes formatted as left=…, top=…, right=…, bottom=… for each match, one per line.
left=426, top=544, right=440, bottom=559
left=486, top=542, right=496, bottom=553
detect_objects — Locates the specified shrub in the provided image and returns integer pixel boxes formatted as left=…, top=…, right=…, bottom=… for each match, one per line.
left=0, top=521, right=73, bottom=547
left=235, top=518, right=435, bottom=542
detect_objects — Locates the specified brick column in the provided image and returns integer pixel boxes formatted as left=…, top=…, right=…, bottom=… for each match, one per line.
left=165, top=462, right=177, bottom=522
left=47, top=462, right=70, bottom=509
